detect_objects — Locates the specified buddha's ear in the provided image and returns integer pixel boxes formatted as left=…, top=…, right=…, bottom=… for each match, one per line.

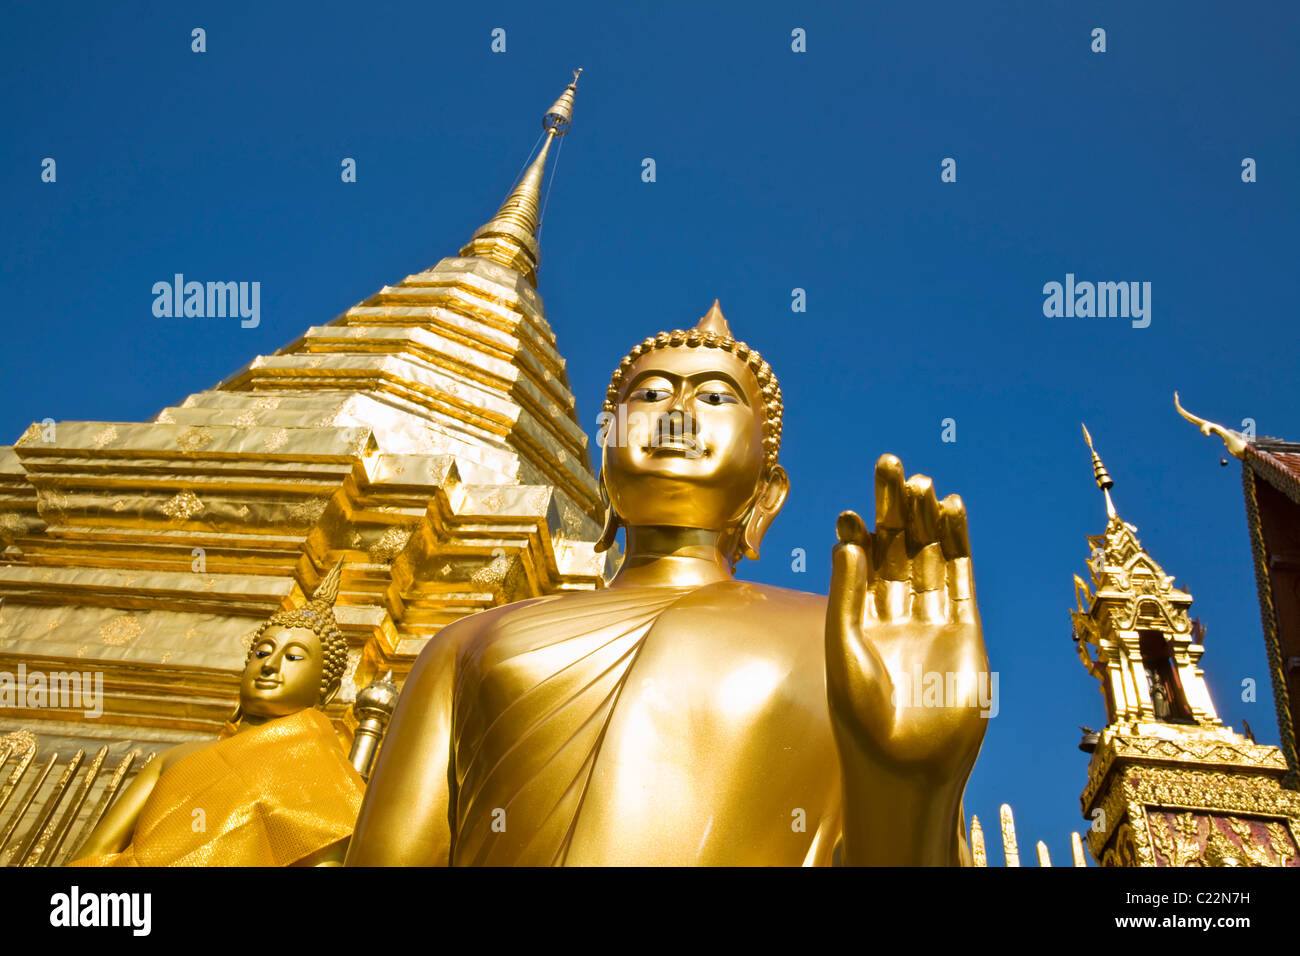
left=320, top=679, right=341, bottom=709
left=740, top=465, right=790, bottom=561
left=222, top=701, right=243, bottom=737
left=593, top=471, right=621, bottom=553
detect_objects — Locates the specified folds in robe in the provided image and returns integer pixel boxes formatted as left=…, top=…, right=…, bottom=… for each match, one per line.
left=449, top=582, right=842, bottom=866
left=71, top=708, right=364, bottom=867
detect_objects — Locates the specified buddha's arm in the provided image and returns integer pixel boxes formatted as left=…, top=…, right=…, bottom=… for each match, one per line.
left=71, top=752, right=164, bottom=859
left=345, top=617, right=472, bottom=866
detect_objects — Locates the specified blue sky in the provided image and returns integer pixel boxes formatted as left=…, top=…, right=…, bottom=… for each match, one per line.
left=3, top=1, right=1298, bottom=864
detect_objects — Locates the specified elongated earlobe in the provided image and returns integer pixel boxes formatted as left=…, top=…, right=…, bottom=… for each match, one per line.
left=320, top=681, right=340, bottom=708
left=594, top=472, right=621, bottom=553
left=222, top=701, right=243, bottom=737
left=739, top=465, right=790, bottom=561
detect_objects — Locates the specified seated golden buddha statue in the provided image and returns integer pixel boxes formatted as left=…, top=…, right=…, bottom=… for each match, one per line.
left=71, top=560, right=365, bottom=867
left=347, top=302, right=990, bottom=866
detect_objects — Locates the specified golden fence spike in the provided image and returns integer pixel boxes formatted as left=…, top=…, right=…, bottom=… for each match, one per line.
left=41, top=745, right=107, bottom=867
left=15, top=749, right=84, bottom=866
left=970, top=814, right=987, bottom=867
left=64, top=749, right=141, bottom=864
left=0, top=752, right=57, bottom=860
left=1000, top=803, right=1020, bottom=867
left=1036, top=840, right=1052, bottom=867
left=0, top=741, right=38, bottom=820
left=1071, top=831, right=1088, bottom=867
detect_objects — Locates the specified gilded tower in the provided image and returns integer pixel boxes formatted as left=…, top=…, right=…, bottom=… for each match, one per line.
left=1072, top=426, right=1300, bottom=866
left=0, top=72, right=611, bottom=864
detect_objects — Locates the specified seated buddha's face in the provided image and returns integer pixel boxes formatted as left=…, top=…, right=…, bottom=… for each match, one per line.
left=240, top=625, right=325, bottom=718
left=603, top=345, right=767, bottom=531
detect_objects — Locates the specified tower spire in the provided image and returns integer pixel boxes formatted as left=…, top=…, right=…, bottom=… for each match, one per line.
left=1070, top=424, right=1221, bottom=729
left=459, top=69, right=582, bottom=288
left=1081, top=423, right=1117, bottom=519
left=1066, top=427, right=1300, bottom=870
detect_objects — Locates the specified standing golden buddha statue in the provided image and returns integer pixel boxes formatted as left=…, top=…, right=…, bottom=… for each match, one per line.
left=347, top=303, right=990, bottom=866
left=70, top=560, right=364, bottom=867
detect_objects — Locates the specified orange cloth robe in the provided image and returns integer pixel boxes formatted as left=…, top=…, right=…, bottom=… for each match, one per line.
left=71, top=708, right=364, bottom=867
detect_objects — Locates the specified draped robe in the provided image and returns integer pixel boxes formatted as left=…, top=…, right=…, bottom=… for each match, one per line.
left=390, top=580, right=843, bottom=865
left=71, top=708, right=364, bottom=867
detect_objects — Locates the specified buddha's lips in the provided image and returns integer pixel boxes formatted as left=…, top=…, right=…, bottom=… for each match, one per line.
left=644, top=438, right=706, bottom=457
left=254, top=677, right=283, bottom=689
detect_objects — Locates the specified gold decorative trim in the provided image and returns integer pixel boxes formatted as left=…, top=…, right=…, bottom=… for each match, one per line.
left=1242, top=464, right=1300, bottom=788
left=161, top=490, right=204, bottom=521
left=175, top=428, right=212, bottom=453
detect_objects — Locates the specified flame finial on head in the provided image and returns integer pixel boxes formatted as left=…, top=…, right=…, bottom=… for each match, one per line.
left=695, top=299, right=733, bottom=338
left=310, top=557, right=344, bottom=607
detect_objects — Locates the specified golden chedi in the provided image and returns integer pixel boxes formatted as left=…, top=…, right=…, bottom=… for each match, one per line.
left=347, top=302, right=990, bottom=866
left=70, top=561, right=364, bottom=867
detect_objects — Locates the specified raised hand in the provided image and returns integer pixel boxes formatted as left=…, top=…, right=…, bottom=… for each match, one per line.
left=825, top=454, right=989, bottom=863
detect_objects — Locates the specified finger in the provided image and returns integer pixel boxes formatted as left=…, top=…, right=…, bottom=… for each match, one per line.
left=907, top=482, right=945, bottom=623
left=836, top=509, right=875, bottom=596
left=910, top=550, right=946, bottom=622
left=873, top=455, right=909, bottom=620
left=938, top=494, right=970, bottom=559
left=939, top=495, right=977, bottom=623
left=874, top=454, right=905, bottom=533
left=904, top=475, right=939, bottom=555
left=948, top=555, right=977, bottom=624
left=826, top=522, right=890, bottom=724
left=825, top=536, right=889, bottom=730
left=827, top=537, right=869, bottom=650
left=908, top=476, right=946, bottom=621
left=872, top=455, right=907, bottom=577
left=835, top=510, right=870, bottom=547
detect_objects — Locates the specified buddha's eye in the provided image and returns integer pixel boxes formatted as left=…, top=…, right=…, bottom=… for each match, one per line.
left=255, top=648, right=271, bottom=658
left=698, top=390, right=739, bottom=406
left=629, top=388, right=670, bottom=403
left=286, top=653, right=304, bottom=661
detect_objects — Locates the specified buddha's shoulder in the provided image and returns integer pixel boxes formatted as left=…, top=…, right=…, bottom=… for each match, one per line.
left=420, top=591, right=574, bottom=657
left=158, top=738, right=211, bottom=772
left=439, top=579, right=826, bottom=648
left=698, top=578, right=827, bottom=611
left=675, top=579, right=828, bottom=633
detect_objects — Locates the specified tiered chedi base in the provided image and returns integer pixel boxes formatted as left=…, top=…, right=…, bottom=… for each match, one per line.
left=0, top=253, right=614, bottom=768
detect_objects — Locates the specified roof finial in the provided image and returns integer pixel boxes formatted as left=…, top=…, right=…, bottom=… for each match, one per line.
left=460, top=72, right=582, bottom=287
left=1174, top=391, right=1250, bottom=459
left=1081, top=423, right=1117, bottom=519
left=543, top=68, right=581, bottom=135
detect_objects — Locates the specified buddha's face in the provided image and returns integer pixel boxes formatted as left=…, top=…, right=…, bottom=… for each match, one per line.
left=602, top=345, right=769, bottom=531
left=240, top=625, right=324, bottom=719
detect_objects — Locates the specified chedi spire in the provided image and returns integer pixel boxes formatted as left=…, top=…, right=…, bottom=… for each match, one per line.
left=459, top=69, right=581, bottom=288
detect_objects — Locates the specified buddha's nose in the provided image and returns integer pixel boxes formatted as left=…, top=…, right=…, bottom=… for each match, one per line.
left=655, top=409, right=694, bottom=442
